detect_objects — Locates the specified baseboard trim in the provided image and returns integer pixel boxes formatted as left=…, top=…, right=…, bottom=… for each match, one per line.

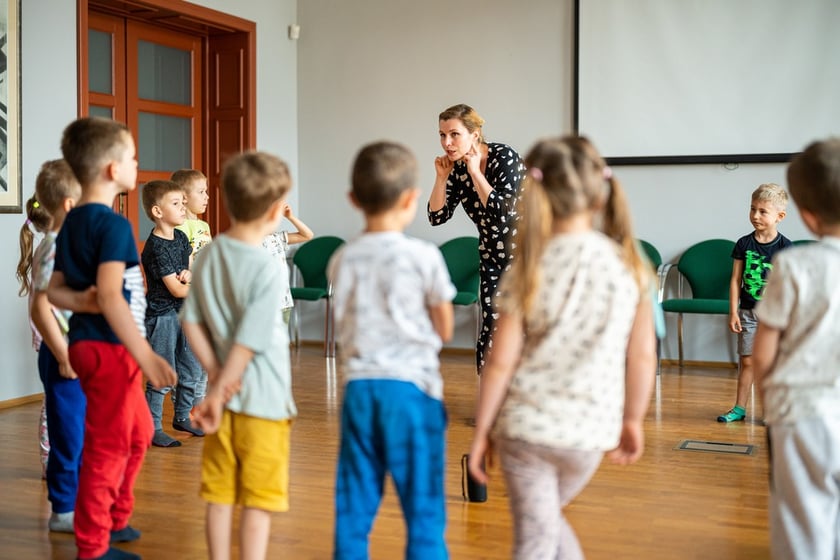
left=0, top=393, right=44, bottom=410
left=660, top=359, right=737, bottom=369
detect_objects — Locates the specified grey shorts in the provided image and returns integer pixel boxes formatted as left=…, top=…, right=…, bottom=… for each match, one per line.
left=737, top=308, right=757, bottom=356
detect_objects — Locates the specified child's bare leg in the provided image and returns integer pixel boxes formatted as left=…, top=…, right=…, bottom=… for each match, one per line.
left=735, top=355, right=754, bottom=409
left=718, top=355, right=752, bottom=422
left=207, top=503, right=234, bottom=560
left=240, top=507, right=271, bottom=560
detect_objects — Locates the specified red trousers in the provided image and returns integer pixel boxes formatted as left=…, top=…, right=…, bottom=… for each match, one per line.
left=70, top=341, right=153, bottom=559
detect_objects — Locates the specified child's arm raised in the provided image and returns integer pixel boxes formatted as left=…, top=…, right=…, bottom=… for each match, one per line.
left=468, top=311, right=523, bottom=484
left=283, top=204, right=315, bottom=245
left=97, top=261, right=176, bottom=388
left=31, top=291, right=76, bottom=379
left=606, top=296, right=657, bottom=465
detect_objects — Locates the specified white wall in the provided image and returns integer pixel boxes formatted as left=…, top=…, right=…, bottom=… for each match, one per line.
left=0, top=0, right=298, bottom=401
left=295, top=0, right=812, bottom=358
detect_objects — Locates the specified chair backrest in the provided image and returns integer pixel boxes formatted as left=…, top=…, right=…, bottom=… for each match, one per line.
left=439, top=236, right=480, bottom=295
left=638, top=239, right=662, bottom=270
left=677, top=238, right=735, bottom=300
left=292, top=236, right=345, bottom=290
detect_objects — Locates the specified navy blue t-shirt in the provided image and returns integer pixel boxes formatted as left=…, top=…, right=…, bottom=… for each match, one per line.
left=54, top=203, right=147, bottom=343
left=732, top=231, right=793, bottom=310
left=142, top=229, right=191, bottom=318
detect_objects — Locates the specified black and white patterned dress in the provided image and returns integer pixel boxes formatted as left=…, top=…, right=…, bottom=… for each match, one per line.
left=427, top=142, right=525, bottom=372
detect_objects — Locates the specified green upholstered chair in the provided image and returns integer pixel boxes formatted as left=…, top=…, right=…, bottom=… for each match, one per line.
left=439, top=236, right=481, bottom=340
left=290, top=235, right=345, bottom=356
left=638, top=239, right=663, bottom=272
left=661, top=238, right=735, bottom=367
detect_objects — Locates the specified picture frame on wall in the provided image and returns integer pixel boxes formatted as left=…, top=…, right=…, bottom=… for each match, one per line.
left=0, top=0, right=20, bottom=213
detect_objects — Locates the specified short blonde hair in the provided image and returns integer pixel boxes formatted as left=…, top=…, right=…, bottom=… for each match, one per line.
left=171, top=169, right=207, bottom=191
left=751, top=183, right=788, bottom=210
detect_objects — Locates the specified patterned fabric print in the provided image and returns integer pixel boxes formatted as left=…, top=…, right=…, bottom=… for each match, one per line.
left=39, top=399, right=50, bottom=477
left=754, top=238, right=840, bottom=425
left=262, top=231, right=294, bottom=310
left=427, top=142, right=525, bottom=371
left=176, top=218, right=213, bottom=256
left=142, top=229, right=192, bottom=317
left=732, top=232, right=792, bottom=310
left=494, top=232, right=639, bottom=451
left=328, top=232, right=456, bottom=401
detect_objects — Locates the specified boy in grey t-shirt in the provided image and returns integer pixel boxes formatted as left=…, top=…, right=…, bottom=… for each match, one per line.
left=181, top=151, right=296, bottom=560
left=329, top=141, right=455, bottom=560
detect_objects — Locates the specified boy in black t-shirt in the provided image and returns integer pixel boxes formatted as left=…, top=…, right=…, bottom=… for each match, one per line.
left=141, top=180, right=204, bottom=446
left=718, top=183, right=792, bottom=422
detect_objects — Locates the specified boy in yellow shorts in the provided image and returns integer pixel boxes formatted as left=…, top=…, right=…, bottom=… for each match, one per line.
left=180, top=151, right=296, bottom=560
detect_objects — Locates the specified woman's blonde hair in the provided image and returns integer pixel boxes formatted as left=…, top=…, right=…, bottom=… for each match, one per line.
left=438, top=104, right=486, bottom=144
left=506, top=135, right=649, bottom=315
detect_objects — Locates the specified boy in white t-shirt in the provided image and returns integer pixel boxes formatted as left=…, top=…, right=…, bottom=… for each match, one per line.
left=328, top=141, right=455, bottom=560
left=754, top=137, right=840, bottom=560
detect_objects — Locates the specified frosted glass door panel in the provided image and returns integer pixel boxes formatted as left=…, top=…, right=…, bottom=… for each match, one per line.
left=89, top=30, right=113, bottom=94
left=138, top=112, right=191, bottom=171
left=137, top=40, right=191, bottom=105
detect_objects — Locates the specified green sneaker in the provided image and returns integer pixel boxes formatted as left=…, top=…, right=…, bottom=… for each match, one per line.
left=717, top=406, right=746, bottom=423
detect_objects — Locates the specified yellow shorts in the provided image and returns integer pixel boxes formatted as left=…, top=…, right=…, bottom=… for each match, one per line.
left=200, top=410, right=292, bottom=512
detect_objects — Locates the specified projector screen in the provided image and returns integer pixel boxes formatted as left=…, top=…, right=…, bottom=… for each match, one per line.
left=575, top=0, right=840, bottom=164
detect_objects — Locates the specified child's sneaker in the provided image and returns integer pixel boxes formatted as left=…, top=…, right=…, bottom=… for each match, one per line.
left=717, top=405, right=746, bottom=423
left=48, top=511, right=74, bottom=533
left=151, top=430, right=182, bottom=448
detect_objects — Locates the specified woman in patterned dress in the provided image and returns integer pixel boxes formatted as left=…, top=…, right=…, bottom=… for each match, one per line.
left=427, top=104, right=525, bottom=373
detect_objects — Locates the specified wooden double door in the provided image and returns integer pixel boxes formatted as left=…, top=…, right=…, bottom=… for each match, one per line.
left=79, top=1, right=256, bottom=245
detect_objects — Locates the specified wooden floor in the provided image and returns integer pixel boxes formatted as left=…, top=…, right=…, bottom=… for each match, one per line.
left=0, top=347, right=770, bottom=560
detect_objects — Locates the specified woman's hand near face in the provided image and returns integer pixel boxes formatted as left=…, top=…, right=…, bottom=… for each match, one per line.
left=434, top=155, right=454, bottom=180
left=464, top=142, right=483, bottom=178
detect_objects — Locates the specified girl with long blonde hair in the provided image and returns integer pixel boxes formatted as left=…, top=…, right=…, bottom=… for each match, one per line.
left=468, top=136, right=657, bottom=560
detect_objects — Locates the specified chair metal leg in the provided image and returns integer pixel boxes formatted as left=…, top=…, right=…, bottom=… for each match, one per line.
left=292, top=305, right=301, bottom=348
left=677, top=313, right=684, bottom=368
left=325, top=298, right=335, bottom=357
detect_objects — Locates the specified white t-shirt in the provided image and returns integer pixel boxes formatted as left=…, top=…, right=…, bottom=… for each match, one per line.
left=181, top=235, right=296, bottom=421
left=493, top=231, right=639, bottom=451
left=262, top=231, right=294, bottom=310
left=754, top=237, right=840, bottom=425
left=327, top=232, right=456, bottom=400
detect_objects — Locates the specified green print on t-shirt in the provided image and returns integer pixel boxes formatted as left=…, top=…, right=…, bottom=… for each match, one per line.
left=743, top=249, right=772, bottom=299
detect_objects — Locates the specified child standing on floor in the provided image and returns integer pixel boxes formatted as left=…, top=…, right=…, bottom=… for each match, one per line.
left=329, top=141, right=455, bottom=560
left=173, top=169, right=212, bottom=404
left=468, top=136, right=657, bottom=560
left=753, top=138, right=840, bottom=560
left=49, top=117, right=176, bottom=560
left=262, top=202, right=314, bottom=324
left=718, top=183, right=791, bottom=423
left=16, top=194, right=54, bottom=480
left=173, top=169, right=212, bottom=257
left=182, top=151, right=297, bottom=560
left=27, top=161, right=89, bottom=533
left=141, top=180, right=204, bottom=448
